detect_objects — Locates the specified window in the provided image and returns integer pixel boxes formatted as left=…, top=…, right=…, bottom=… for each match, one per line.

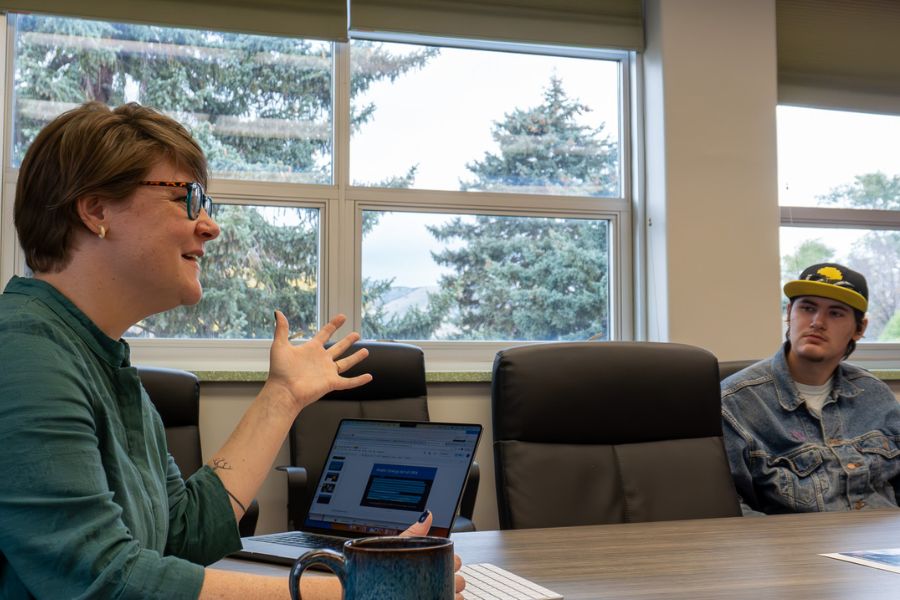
left=135, top=204, right=321, bottom=339
left=778, top=106, right=900, bottom=344
left=10, top=13, right=331, bottom=343
left=2, top=13, right=634, bottom=369
left=12, top=14, right=334, bottom=182
left=349, top=41, right=620, bottom=196
left=361, top=211, right=610, bottom=341
left=351, top=41, right=625, bottom=344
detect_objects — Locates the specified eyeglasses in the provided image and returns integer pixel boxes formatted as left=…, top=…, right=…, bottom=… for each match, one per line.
left=139, top=181, right=214, bottom=220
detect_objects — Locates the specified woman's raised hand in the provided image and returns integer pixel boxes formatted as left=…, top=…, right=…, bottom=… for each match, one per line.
left=264, top=311, right=372, bottom=413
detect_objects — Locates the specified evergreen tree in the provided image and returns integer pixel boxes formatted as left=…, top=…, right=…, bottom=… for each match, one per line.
left=421, top=77, right=617, bottom=341
left=14, top=15, right=433, bottom=338
left=461, top=75, right=617, bottom=196
left=429, top=216, right=608, bottom=340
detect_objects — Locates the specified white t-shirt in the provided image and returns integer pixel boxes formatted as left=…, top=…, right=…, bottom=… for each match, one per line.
left=796, top=380, right=833, bottom=417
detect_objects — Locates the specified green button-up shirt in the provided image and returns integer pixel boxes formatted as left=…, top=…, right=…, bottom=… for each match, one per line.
left=0, top=277, right=241, bottom=599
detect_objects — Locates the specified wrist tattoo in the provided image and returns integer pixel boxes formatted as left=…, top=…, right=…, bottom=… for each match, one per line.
left=211, top=457, right=232, bottom=471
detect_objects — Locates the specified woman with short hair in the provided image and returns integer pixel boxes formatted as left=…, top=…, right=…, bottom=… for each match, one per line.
left=0, top=102, right=462, bottom=599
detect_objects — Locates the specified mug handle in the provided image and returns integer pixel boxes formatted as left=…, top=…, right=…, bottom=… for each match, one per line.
left=289, top=549, right=347, bottom=600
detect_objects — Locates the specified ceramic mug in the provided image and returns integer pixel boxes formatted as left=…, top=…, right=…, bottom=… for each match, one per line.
left=289, top=535, right=455, bottom=600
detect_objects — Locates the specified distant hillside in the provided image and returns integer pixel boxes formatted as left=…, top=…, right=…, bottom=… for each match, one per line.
left=380, top=285, right=439, bottom=318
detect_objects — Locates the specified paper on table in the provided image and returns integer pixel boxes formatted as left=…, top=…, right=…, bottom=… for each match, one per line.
left=822, top=547, right=900, bottom=574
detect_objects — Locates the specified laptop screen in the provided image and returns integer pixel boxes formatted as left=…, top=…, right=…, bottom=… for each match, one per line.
left=304, top=419, right=482, bottom=537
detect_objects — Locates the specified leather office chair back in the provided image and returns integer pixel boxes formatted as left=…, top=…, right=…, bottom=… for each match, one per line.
left=718, top=359, right=758, bottom=382
left=137, top=366, right=258, bottom=536
left=491, top=342, right=741, bottom=530
left=285, top=341, right=478, bottom=532
left=138, top=366, right=204, bottom=475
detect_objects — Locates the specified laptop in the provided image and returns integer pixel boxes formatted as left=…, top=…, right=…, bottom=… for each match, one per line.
left=234, top=418, right=482, bottom=564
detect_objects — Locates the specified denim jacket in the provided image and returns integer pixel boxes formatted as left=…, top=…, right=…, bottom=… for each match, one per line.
left=721, top=344, right=900, bottom=515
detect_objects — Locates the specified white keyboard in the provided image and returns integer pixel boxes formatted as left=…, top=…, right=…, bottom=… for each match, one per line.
left=460, top=563, right=563, bottom=600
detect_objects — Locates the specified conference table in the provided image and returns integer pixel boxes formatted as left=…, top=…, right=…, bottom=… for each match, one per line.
left=214, top=509, right=900, bottom=599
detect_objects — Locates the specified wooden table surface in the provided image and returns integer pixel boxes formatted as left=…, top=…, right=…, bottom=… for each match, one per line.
left=215, top=510, right=900, bottom=599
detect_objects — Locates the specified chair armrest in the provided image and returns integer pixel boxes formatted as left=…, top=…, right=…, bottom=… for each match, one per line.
left=277, top=465, right=309, bottom=531
left=238, top=499, right=259, bottom=537
left=459, top=461, right=479, bottom=522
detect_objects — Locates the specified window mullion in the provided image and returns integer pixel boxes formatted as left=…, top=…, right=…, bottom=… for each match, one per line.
left=0, top=14, right=14, bottom=288
left=327, top=41, right=357, bottom=335
left=780, top=206, right=900, bottom=230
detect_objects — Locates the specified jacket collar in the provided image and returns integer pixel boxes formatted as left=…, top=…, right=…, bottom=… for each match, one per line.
left=774, top=342, right=864, bottom=411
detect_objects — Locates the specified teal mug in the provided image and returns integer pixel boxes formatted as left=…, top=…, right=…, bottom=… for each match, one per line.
left=290, top=536, right=455, bottom=600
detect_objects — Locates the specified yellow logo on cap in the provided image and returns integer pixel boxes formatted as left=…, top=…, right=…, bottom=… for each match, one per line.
left=817, top=266, right=843, bottom=281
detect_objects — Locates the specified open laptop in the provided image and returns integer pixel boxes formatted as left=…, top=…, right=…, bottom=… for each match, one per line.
left=234, top=418, right=482, bottom=564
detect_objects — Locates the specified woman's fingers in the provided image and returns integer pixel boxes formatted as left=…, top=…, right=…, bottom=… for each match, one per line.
left=399, top=510, right=432, bottom=537
left=326, top=334, right=361, bottom=365
left=273, top=310, right=290, bottom=343
left=334, top=347, right=369, bottom=374
left=311, top=314, right=346, bottom=344
left=331, top=372, right=373, bottom=390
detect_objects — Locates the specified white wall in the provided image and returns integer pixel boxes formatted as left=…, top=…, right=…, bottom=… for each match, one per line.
left=643, top=0, right=783, bottom=360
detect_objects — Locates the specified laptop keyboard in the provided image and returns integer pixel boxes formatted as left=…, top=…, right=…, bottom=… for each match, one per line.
left=253, top=531, right=347, bottom=553
left=461, top=563, right=563, bottom=600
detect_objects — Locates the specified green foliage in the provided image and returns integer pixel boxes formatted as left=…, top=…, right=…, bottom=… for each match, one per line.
left=17, top=14, right=618, bottom=341
left=361, top=277, right=450, bottom=340
left=819, top=172, right=900, bottom=211
left=428, top=217, right=608, bottom=340
left=363, top=76, right=616, bottom=341
left=461, top=76, right=617, bottom=197
left=781, top=239, right=834, bottom=284
left=418, top=77, right=616, bottom=341
left=136, top=206, right=320, bottom=338
left=880, top=310, right=900, bottom=342
left=14, top=16, right=434, bottom=182
left=15, top=14, right=435, bottom=338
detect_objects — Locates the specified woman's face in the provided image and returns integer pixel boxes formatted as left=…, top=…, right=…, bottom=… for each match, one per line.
left=103, top=160, right=220, bottom=317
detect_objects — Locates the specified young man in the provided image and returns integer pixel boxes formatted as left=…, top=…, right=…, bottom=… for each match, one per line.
left=721, top=263, right=900, bottom=515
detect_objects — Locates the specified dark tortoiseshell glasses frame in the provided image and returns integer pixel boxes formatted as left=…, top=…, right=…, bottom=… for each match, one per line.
left=139, top=181, right=214, bottom=220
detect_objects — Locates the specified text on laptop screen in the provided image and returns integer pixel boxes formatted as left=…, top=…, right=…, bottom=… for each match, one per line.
left=305, top=420, right=480, bottom=535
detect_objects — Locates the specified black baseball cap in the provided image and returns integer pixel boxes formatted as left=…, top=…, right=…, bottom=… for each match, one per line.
left=783, top=263, right=868, bottom=313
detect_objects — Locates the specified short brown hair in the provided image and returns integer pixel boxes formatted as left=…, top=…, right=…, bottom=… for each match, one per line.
left=15, top=101, right=207, bottom=273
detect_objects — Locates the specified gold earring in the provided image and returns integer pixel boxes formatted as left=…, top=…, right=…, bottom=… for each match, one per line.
left=98, top=225, right=106, bottom=239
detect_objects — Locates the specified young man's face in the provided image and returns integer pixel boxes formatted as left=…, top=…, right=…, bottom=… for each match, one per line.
left=787, top=295, right=866, bottom=364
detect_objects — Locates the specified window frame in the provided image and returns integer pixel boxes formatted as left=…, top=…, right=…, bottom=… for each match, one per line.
left=777, top=103, right=900, bottom=365
left=779, top=205, right=900, bottom=367
left=0, top=14, right=637, bottom=373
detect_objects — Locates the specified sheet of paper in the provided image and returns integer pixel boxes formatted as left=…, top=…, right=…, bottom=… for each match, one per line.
left=822, top=548, right=900, bottom=574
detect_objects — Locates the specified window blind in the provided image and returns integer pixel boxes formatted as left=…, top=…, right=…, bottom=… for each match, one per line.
left=350, top=0, right=644, bottom=50
left=778, top=0, right=900, bottom=114
left=0, top=0, right=348, bottom=41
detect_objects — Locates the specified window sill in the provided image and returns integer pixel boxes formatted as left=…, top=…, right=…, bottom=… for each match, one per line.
left=195, top=370, right=493, bottom=384
left=194, top=369, right=900, bottom=383
left=191, top=369, right=900, bottom=383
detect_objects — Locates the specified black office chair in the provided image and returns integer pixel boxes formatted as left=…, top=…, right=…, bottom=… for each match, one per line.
left=491, top=341, right=741, bottom=530
left=718, top=359, right=758, bottom=382
left=280, top=341, right=479, bottom=533
left=137, top=366, right=259, bottom=537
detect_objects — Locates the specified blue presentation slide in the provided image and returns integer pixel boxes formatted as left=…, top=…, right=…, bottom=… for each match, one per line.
left=360, top=463, right=437, bottom=512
